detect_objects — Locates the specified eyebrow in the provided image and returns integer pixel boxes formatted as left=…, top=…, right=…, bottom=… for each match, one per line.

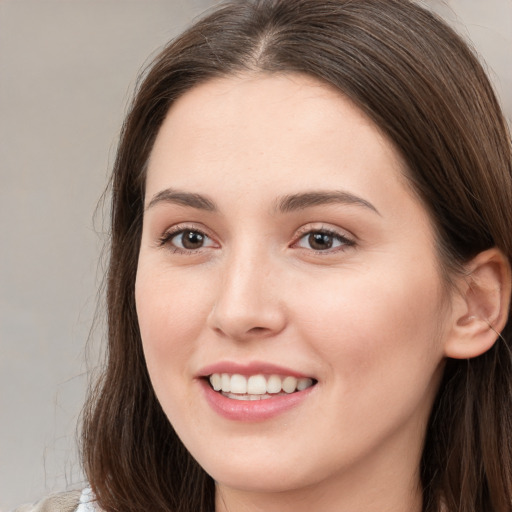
left=146, top=188, right=218, bottom=212
left=275, top=190, right=380, bottom=215
left=145, top=188, right=379, bottom=216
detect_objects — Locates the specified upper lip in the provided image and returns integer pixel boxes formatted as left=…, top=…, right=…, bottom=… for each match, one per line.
left=198, top=361, right=312, bottom=379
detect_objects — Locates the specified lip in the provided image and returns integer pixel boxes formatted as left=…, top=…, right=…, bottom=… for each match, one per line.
left=197, top=361, right=316, bottom=422
left=199, top=378, right=316, bottom=422
left=198, top=360, right=311, bottom=379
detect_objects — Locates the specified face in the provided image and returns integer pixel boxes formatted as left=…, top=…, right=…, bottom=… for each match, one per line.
left=136, top=74, right=453, bottom=507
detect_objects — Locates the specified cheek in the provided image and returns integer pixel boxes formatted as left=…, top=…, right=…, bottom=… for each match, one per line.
left=134, top=266, right=213, bottom=381
left=289, top=269, right=447, bottom=454
left=293, top=267, right=446, bottom=388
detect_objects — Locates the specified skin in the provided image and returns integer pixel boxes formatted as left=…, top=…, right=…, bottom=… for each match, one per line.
left=135, top=73, right=460, bottom=512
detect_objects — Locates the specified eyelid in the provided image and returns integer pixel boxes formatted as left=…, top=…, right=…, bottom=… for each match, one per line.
left=156, top=222, right=355, bottom=254
left=291, top=223, right=356, bottom=251
left=158, top=223, right=219, bottom=250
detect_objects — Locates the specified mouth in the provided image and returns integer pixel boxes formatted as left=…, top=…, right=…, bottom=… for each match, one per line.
left=206, top=373, right=317, bottom=401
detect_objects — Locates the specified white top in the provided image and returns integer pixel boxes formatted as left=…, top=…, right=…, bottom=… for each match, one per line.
left=76, top=488, right=97, bottom=512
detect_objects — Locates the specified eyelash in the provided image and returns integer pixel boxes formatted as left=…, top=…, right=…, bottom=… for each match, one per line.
left=292, top=226, right=355, bottom=253
left=158, top=224, right=355, bottom=254
left=158, top=224, right=215, bottom=254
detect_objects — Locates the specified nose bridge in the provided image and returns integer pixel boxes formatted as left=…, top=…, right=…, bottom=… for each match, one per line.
left=208, top=240, right=286, bottom=340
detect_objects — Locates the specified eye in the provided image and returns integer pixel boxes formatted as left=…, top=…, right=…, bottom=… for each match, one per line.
left=295, top=229, right=354, bottom=252
left=160, top=228, right=216, bottom=252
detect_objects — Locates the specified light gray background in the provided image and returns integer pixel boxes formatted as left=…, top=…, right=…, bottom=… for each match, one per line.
left=1, top=1, right=510, bottom=510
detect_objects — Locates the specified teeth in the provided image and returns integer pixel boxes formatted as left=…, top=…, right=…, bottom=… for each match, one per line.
left=297, top=377, right=312, bottom=391
left=282, top=376, right=298, bottom=393
left=230, top=374, right=247, bottom=394
left=266, top=374, right=282, bottom=394
left=247, top=375, right=267, bottom=394
left=210, top=373, right=222, bottom=391
left=221, top=373, right=231, bottom=392
left=208, top=373, right=314, bottom=396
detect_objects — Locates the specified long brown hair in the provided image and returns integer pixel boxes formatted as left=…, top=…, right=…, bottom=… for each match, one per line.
left=81, top=1, right=512, bottom=511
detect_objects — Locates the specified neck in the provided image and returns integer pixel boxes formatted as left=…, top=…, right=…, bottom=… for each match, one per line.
left=215, top=440, right=424, bottom=512
left=216, top=485, right=422, bottom=512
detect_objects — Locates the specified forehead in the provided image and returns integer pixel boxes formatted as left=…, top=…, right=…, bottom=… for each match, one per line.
left=145, top=73, right=406, bottom=209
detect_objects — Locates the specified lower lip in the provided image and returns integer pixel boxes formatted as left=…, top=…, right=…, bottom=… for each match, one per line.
left=200, top=379, right=315, bottom=422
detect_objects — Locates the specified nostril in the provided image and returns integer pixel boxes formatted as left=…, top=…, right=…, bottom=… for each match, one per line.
left=247, top=327, right=268, bottom=334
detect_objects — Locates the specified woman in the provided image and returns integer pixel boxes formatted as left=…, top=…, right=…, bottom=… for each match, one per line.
left=17, top=0, right=512, bottom=511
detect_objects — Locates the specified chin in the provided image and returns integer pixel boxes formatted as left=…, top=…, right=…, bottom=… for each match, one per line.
left=191, top=439, right=334, bottom=495
left=209, top=464, right=312, bottom=494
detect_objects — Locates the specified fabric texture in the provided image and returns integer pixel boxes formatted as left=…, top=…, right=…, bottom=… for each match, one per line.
left=12, top=490, right=83, bottom=512
left=76, top=488, right=96, bottom=512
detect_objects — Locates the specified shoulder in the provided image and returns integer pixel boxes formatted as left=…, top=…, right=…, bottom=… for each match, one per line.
left=12, top=489, right=97, bottom=512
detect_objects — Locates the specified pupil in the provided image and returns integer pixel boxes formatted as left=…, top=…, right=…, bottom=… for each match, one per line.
left=182, top=230, right=204, bottom=249
left=309, top=232, right=333, bottom=250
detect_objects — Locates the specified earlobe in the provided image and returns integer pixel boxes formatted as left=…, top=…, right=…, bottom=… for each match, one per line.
left=444, top=248, right=511, bottom=360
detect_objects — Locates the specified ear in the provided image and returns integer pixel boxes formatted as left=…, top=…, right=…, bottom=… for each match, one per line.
left=444, top=248, right=511, bottom=359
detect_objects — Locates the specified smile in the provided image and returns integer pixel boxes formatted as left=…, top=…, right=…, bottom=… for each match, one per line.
left=209, top=373, right=315, bottom=400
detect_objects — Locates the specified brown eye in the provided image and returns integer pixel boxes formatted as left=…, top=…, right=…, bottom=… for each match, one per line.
left=296, top=230, right=353, bottom=252
left=308, top=232, right=334, bottom=250
left=165, top=229, right=215, bottom=251
left=181, top=230, right=205, bottom=249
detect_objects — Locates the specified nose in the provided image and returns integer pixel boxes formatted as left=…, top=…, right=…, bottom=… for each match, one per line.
left=207, top=249, right=287, bottom=341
